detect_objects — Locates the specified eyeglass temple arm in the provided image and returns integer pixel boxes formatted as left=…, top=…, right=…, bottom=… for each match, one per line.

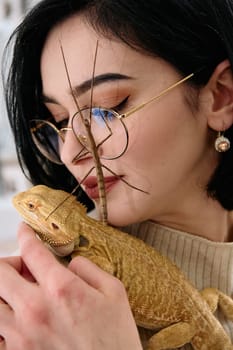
left=31, top=73, right=194, bottom=131
left=120, top=73, right=194, bottom=119
left=30, top=121, right=72, bottom=133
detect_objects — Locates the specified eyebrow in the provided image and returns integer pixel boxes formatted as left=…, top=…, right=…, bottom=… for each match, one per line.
left=42, top=73, right=133, bottom=104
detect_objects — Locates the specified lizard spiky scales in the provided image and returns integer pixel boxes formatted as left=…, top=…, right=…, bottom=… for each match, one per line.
left=13, top=185, right=233, bottom=350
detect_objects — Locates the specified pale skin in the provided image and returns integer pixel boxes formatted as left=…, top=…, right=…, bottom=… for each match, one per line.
left=1, top=13, right=233, bottom=349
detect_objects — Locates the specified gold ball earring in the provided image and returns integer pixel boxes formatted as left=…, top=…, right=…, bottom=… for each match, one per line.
left=215, top=131, right=231, bottom=152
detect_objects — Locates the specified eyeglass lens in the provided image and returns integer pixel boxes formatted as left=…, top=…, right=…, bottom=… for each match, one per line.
left=30, top=107, right=129, bottom=164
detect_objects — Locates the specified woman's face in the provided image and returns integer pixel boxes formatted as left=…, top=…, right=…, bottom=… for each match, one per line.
left=40, top=14, right=217, bottom=226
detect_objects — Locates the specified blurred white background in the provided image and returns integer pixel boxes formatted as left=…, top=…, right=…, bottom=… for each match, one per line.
left=0, top=0, right=39, bottom=256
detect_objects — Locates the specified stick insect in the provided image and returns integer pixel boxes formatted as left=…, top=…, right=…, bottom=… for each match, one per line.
left=56, top=40, right=149, bottom=224
left=60, top=41, right=108, bottom=224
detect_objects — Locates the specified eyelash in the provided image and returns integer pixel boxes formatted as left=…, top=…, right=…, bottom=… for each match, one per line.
left=111, top=96, right=129, bottom=112
left=56, top=119, right=68, bottom=129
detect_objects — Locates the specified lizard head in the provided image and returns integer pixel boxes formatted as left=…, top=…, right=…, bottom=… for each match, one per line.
left=12, top=185, right=88, bottom=257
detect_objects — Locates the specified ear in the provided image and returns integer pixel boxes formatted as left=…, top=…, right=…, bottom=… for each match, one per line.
left=203, top=59, right=233, bottom=131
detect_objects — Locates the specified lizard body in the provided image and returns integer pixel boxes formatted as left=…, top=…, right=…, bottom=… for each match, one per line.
left=13, top=185, right=233, bottom=350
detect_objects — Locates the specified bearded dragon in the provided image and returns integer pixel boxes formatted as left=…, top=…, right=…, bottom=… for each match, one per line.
left=13, top=185, right=233, bottom=350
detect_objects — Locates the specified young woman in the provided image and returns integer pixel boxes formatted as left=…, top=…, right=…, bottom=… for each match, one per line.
left=1, top=0, right=233, bottom=349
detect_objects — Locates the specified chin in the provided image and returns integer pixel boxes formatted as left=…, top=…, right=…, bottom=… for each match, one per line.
left=105, top=207, right=143, bottom=228
left=94, top=188, right=149, bottom=227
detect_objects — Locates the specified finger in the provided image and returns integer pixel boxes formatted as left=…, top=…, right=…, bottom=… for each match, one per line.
left=18, top=223, right=82, bottom=287
left=68, top=256, right=117, bottom=293
left=18, top=222, right=62, bottom=281
left=0, top=261, right=32, bottom=308
left=0, top=302, right=13, bottom=331
left=0, top=336, right=6, bottom=350
left=0, top=256, right=35, bottom=282
left=0, top=296, right=15, bottom=344
left=0, top=343, right=6, bottom=350
left=0, top=340, right=5, bottom=350
left=0, top=256, right=22, bottom=271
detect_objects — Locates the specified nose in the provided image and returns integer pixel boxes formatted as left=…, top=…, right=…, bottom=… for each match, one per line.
left=60, top=127, right=86, bottom=166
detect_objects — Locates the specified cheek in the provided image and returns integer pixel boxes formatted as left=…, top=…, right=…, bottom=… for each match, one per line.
left=119, top=96, right=202, bottom=193
left=125, top=104, right=185, bottom=167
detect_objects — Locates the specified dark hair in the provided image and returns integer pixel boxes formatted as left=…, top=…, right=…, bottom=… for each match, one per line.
left=3, top=0, right=233, bottom=209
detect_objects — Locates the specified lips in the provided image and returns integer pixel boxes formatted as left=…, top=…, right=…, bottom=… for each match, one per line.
left=82, top=176, right=119, bottom=199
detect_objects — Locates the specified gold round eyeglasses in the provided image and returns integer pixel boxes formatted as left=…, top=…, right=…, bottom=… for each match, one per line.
left=30, top=107, right=129, bottom=164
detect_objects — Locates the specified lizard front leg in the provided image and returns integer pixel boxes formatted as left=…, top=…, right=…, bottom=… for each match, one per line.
left=200, top=288, right=233, bottom=320
left=147, top=322, right=195, bottom=350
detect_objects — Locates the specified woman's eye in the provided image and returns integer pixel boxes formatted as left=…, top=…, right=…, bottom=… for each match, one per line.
left=90, top=96, right=130, bottom=125
left=56, top=119, right=68, bottom=129
left=92, top=108, right=114, bottom=124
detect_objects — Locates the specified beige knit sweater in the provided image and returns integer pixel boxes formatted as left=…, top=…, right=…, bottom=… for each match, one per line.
left=122, top=220, right=233, bottom=350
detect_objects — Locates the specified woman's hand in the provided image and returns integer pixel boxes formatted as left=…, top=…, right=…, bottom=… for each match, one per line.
left=0, top=223, right=142, bottom=350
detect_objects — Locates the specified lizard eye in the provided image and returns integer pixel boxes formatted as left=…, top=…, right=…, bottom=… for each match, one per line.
left=27, top=202, right=35, bottom=210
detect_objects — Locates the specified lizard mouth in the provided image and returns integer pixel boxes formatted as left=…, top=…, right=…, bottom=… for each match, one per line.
left=18, top=209, right=75, bottom=256
left=34, top=228, right=75, bottom=257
